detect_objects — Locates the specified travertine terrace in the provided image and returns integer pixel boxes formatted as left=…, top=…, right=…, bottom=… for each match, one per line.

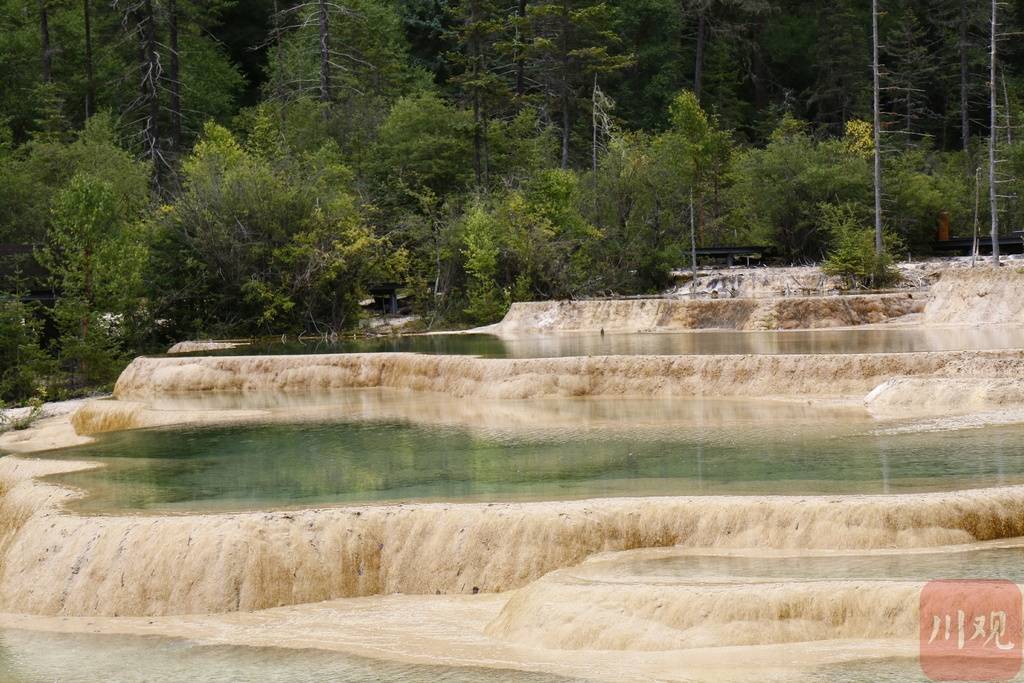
left=2, top=266, right=1024, bottom=679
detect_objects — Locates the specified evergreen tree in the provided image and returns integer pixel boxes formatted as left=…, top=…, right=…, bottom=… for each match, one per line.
left=806, top=0, right=868, bottom=131
left=514, top=0, right=632, bottom=168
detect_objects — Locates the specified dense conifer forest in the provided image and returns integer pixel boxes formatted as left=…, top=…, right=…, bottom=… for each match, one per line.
left=1, top=0, right=1023, bottom=400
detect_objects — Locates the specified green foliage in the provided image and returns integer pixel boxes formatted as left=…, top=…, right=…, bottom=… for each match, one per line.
left=371, top=91, right=475, bottom=203
left=449, top=169, right=600, bottom=316
left=0, top=113, right=150, bottom=244
left=43, top=173, right=147, bottom=387
left=0, top=298, right=54, bottom=402
left=885, top=147, right=971, bottom=252
left=515, top=0, right=634, bottom=166
left=460, top=204, right=509, bottom=323
left=585, top=133, right=675, bottom=291
left=0, top=0, right=1021, bottom=374
left=153, top=121, right=403, bottom=336
left=820, top=203, right=903, bottom=288
left=0, top=397, right=44, bottom=433
left=729, top=115, right=872, bottom=261
left=266, top=0, right=429, bottom=108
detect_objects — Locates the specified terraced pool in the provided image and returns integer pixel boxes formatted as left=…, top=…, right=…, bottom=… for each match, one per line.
left=180, top=325, right=1024, bottom=358
left=32, top=401, right=1024, bottom=513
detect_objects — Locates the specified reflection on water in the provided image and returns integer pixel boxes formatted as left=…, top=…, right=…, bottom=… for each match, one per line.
left=0, top=627, right=931, bottom=682
left=35, top=407, right=1024, bottom=512
left=0, top=629, right=574, bottom=683
left=802, top=660, right=925, bottom=683
left=182, top=326, right=1024, bottom=358
left=598, top=546, right=1024, bottom=583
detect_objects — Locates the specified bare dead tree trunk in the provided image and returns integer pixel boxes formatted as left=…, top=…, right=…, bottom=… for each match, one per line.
left=561, top=85, right=570, bottom=169
left=689, top=189, right=697, bottom=299
left=972, top=166, right=981, bottom=267
left=515, top=0, right=528, bottom=98
left=83, top=0, right=95, bottom=117
left=40, top=0, right=52, bottom=83
left=591, top=75, right=598, bottom=175
left=1002, top=67, right=1012, bottom=146
left=960, top=1, right=970, bottom=154
left=168, top=0, right=182, bottom=152
left=318, top=0, right=331, bottom=106
left=139, top=0, right=161, bottom=166
left=989, top=0, right=1000, bottom=266
left=872, top=0, right=883, bottom=254
left=693, top=11, right=706, bottom=101
left=473, top=93, right=483, bottom=184
left=559, top=0, right=570, bottom=169
left=469, top=1, right=484, bottom=185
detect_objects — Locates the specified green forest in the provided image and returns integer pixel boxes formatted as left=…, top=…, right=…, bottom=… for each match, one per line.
left=1, top=0, right=1023, bottom=401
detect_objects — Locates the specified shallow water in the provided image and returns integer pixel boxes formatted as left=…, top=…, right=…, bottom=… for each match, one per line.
left=593, top=545, right=1024, bottom=584
left=801, top=660, right=926, bottom=682
left=34, top=405, right=1024, bottom=513
left=0, top=629, right=573, bottom=683
left=179, top=325, right=1024, bottom=358
left=0, top=626, right=932, bottom=682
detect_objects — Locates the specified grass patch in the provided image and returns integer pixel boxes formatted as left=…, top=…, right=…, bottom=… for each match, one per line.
left=0, top=399, right=44, bottom=434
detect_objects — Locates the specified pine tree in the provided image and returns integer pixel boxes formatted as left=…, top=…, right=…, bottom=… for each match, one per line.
left=515, top=0, right=633, bottom=168
left=807, top=0, right=868, bottom=131
left=883, top=5, right=939, bottom=137
left=448, top=0, right=511, bottom=185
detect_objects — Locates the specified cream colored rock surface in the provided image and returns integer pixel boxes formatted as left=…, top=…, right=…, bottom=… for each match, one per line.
left=924, top=267, right=1024, bottom=324
left=110, top=349, right=1024, bottom=402
left=4, top=264, right=1024, bottom=678
left=2, top=446, right=1024, bottom=617
left=0, top=597, right=917, bottom=682
left=866, top=376, right=1024, bottom=418
left=473, top=293, right=922, bottom=337
left=166, top=340, right=248, bottom=354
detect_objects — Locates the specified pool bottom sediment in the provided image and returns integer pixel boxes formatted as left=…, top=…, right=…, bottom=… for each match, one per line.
left=30, top=398, right=1024, bottom=513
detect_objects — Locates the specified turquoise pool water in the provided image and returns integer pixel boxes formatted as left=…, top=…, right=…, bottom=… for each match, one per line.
left=178, top=325, right=1024, bottom=358
left=598, top=546, right=1024, bottom=583
left=35, top=414, right=1024, bottom=513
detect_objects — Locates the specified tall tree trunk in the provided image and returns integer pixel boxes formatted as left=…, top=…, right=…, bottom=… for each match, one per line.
left=693, top=11, right=706, bottom=101
left=39, top=0, right=52, bottom=83
left=689, top=190, right=697, bottom=299
left=318, top=0, right=331, bottom=106
left=139, top=0, right=161, bottom=166
left=515, top=0, right=528, bottom=98
left=470, top=3, right=484, bottom=185
left=591, top=75, right=598, bottom=175
left=872, top=0, right=883, bottom=255
left=559, top=1, right=570, bottom=169
left=959, top=1, right=970, bottom=154
left=989, top=0, right=1000, bottom=265
left=561, top=85, right=570, bottom=169
left=751, top=19, right=768, bottom=110
left=473, top=94, right=484, bottom=184
left=83, top=0, right=95, bottom=118
left=168, top=0, right=182, bottom=152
